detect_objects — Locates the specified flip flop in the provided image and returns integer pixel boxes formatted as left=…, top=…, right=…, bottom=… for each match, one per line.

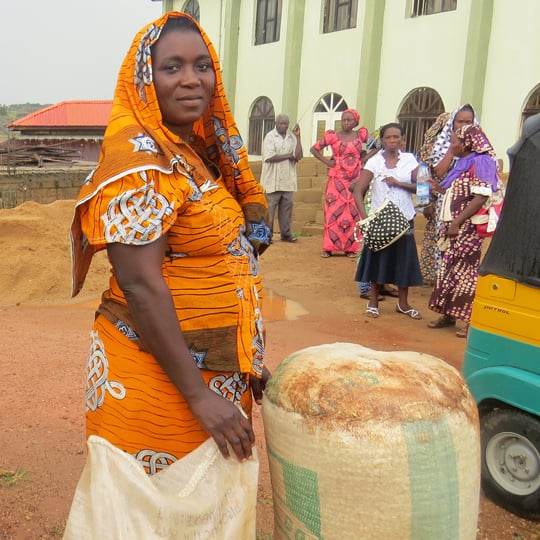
left=395, top=304, right=422, bottom=320
left=346, top=252, right=357, bottom=258
left=428, top=316, right=456, bottom=329
left=366, top=306, right=380, bottom=318
left=321, top=251, right=331, bottom=258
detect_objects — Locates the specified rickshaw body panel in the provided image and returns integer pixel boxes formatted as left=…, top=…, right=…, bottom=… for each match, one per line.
left=463, top=275, right=540, bottom=413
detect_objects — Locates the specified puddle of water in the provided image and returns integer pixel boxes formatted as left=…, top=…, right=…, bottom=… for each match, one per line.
left=17, top=291, right=307, bottom=322
left=263, top=289, right=308, bottom=322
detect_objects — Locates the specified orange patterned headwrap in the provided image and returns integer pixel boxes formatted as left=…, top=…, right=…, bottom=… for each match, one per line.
left=82, top=11, right=258, bottom=199
left=343, top=108, right=360, bottom=127
left=71, top=12, right=268, bottom=295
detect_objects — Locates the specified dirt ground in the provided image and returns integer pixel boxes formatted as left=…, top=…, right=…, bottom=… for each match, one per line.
left=0, top=200, right=538, bottom=539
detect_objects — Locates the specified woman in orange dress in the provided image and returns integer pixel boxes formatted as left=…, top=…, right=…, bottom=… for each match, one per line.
left=70, top=12, right=271, bottom=473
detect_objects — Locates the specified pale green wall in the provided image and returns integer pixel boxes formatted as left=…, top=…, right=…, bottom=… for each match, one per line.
left=481, top=0, right=540, bottom=165
left=296, top=2, right=363, bottom=127
left=376, top=0, right=470, bottom=124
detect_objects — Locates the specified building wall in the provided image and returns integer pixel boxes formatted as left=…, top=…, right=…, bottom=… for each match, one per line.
left=0, top=168, right=90, bottom=209
left=376, top=1, right=470, bottom=122
left=234, top=3, right=288, bottom=124
left=481, top=0, right=540, bottom=160
left=166, top=0, right=540, bottom=169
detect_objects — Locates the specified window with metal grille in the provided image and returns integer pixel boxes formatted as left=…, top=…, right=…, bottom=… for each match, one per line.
left=411, top=0, right=457, bottom=17
left=255, top=0, right=282, bottom=45
left=323, top=0, right=358, bottom=33
left=397, top=87, right=445, bottom=155
left=248, top=97, right=275, bottom=155
left=182, top=0, right=200, bottom=21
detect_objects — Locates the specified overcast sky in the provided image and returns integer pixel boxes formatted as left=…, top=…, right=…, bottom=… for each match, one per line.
left=1, top=0, right=163, bottom=106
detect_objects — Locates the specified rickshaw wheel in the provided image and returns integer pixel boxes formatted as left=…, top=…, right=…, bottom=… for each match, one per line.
left=481, top=408, right=540, bottom=520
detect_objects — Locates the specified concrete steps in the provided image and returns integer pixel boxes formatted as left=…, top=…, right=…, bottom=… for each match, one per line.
left=250, top=157, right=432, bottom=241
left=250, top=157, right=328, bottom=237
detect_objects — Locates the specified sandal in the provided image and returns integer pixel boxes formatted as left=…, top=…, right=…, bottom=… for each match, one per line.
left=321, top=251, right=331, bottom=258
left=427, top=316, right=456, bottom=329
left=395, top=303, right=422, bottom=320
left=346, top=252, right=357, bottom=258
left=456, top=326, right=469, bottom=338
left=366, top=306, right=380, bottom=318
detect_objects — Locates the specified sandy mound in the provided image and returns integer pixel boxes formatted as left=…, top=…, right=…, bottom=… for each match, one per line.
left=0, top=200, right=110, bottom=307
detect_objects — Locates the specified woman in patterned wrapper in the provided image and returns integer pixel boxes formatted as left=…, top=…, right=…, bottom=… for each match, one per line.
left=418, top=104, right=478, bottom=286
left=70, top=12, right=271, bottom=474
left=428, top=124, right=500, bottom=338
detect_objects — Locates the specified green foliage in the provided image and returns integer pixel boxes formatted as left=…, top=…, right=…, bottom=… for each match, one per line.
left=0, top=103, right=50, bottom=132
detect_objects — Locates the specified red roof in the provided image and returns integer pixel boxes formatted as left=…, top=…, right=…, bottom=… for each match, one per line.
left=8, top=100, right=113, bottom=128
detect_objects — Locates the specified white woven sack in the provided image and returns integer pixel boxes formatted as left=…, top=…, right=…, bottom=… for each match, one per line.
left=263, top=343, right=481, bottom=540
left=63, top=435, right=258, bottom=540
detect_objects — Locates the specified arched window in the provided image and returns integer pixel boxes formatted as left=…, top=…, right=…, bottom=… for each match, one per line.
left=398, top=88, right=445, bottom=154
left=248, top=97, right=275, bottom=155
left=313, top=92, right=349, bottom=142
left=182, top=0, right=200, bottom=21
left=522, top=84, right=540, bottom=125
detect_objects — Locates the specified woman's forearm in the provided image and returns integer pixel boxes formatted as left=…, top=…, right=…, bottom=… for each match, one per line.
left=454, top=194, right=489, bottom=226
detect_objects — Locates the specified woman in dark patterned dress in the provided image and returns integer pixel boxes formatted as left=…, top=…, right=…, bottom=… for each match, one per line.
left=428, top=124, right=500, bottom=337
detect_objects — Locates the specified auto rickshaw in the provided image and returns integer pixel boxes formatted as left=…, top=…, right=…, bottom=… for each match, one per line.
left=462, top=113, right=540, bottom=520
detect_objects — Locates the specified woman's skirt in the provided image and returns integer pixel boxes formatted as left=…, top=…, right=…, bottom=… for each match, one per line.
left=85, top=315, right=252, bottom=475
left=354, top=224, right=423, bottom=288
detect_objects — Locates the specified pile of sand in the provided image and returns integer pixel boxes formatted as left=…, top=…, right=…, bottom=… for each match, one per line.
left=0, top=200, right=110, bottom=307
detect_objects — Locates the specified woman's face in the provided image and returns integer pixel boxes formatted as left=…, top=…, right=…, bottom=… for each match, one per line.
left=450, top=131, right=467, bottom=157
left=341, top=112, right=356, bottom=131
left=453, top=109, right=474, bottom=131
left=381, top=127, right=403, bottom=150
left=152, top=30, right=216, bottom=138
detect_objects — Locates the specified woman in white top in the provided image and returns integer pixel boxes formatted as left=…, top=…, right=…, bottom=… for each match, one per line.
left=351, top=123, right=423, bottom=319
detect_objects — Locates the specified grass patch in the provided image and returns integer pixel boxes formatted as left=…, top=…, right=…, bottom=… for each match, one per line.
left=0, top=469, right=29, bottom=488
left=50, top=525, right=65, bottom=537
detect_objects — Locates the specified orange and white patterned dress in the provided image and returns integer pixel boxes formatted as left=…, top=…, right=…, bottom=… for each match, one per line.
left=70, top=12, right=270, bottom=474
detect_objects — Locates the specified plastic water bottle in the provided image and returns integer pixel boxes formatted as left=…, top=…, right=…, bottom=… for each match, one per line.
left=416, top=162, right=431, bottom=208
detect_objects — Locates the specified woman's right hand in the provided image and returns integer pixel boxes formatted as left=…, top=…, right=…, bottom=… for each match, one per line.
left=326, top=158, right=336, bottom=168
left=189, top=388, right=255, bottom=462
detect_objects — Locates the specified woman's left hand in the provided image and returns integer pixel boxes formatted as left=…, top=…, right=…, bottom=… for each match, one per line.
left=447, top=220, right=461, bottom=237
left=249, top=366, right=271, bottom=405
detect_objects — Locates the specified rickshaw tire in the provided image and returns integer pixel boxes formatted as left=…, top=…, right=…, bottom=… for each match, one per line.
left=480, top=408, right=540, bottom=521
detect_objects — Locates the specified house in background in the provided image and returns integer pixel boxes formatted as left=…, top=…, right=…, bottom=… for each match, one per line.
left=7, top=100, right=112, bottom=163
left=156, top=0, right=540, bottom=169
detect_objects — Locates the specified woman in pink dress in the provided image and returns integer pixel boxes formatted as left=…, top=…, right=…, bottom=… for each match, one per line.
left=310, top=109, right=368, bottom=258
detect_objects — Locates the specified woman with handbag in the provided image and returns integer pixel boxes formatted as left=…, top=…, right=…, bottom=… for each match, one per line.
left=351, top=123, right=423, bottom=319
left=428, top=124, right=500, bottom=337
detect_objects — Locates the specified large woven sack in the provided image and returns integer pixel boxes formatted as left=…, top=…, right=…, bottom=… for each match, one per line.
left=262, top=343, right=480, bottom=540
left=63, top=435, right=258, bottom=540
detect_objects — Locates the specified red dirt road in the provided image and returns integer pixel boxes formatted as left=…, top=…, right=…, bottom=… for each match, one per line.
left=0, top=201, right=538, bottom=539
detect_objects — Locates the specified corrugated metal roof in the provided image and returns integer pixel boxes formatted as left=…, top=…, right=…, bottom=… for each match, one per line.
left=8, top=100, right=113, bottom=128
